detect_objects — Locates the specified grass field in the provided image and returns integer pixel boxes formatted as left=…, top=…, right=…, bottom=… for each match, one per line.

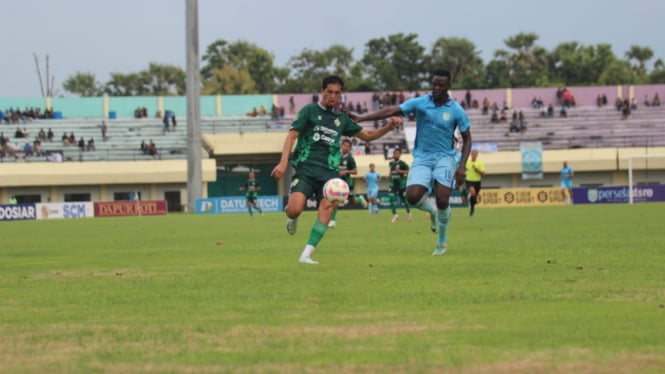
left=1, top=203, right=664, bottom=373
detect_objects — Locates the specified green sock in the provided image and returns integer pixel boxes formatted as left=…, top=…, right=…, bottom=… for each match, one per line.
left=331, top=208, right=338, bottom=221
left=307, top=220, right=328, bottom=247
left=389, top=193, right=397, bottom=214
left=437, top=207, right=451, bottom=245
left=247, top=205, right=253, bottom=216
left=256, top=205, right=263, bottom=214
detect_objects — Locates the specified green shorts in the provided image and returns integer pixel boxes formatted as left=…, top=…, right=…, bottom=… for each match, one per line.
left=290, top=164, right=338, bottom=201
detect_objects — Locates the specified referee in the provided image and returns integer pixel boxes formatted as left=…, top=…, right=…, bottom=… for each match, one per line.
left=465, top=149, right=485, bottom=216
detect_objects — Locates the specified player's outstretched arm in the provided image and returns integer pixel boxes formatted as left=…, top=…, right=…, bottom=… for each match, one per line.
left=354, top=116, right=403, bottom=142
left=350, top=106, right=403, bottom=123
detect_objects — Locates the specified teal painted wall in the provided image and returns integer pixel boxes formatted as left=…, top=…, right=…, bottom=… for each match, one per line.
left=221, top=95, right=273, bottom=116
left=0, top=94, right=273, bottom=118
left=51, top=97, right=105, bottom=118
left=108, top=96, right=159, bottom=118
left=0, top=98, right=47, bottom=111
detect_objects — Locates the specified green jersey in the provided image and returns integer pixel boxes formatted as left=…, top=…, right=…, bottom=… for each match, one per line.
left=289, top=104, right=363, bottom=171
left=389, top=159, right=409, bottom=190
left=338, top=152, right=357, bottom=189
left=244, top=179, right=259, bottom=199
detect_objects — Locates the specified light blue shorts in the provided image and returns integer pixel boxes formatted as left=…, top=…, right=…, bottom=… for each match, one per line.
left=561, top=180, right=573, bottom=190
left=407, top=154, right=456, bottom=191
left=367, top=187, right=379, bottom=199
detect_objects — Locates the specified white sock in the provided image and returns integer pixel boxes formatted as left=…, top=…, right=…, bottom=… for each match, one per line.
left=301, top=244, right=315, bottom=259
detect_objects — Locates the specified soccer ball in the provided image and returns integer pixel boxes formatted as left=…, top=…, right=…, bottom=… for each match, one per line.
left=323, top=178, right=350, bottom=203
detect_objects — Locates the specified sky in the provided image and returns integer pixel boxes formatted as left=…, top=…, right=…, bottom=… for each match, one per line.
left=1, top=0, right=664, bottom=98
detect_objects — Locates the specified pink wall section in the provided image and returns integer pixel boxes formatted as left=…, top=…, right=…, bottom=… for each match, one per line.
left=276, top=84, right=665, bottom=113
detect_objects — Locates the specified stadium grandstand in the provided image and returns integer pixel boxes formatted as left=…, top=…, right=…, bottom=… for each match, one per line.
left=2, top=84, right=665, bottom=209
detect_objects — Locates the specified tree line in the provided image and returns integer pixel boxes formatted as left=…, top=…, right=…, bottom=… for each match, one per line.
left=63, top=32, right=665, bottom=97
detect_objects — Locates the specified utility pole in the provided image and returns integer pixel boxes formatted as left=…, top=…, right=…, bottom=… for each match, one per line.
left=186, top=0, right=202, bottom=212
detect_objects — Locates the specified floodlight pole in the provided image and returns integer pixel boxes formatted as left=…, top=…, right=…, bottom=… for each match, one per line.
left=185, top=0, right=202, bottom=212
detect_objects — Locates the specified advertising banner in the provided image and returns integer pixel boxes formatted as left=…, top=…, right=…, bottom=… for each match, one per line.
left=94, top=200, right=168, bottom=217
left=0, top=204, right=37, bottom=221
left=572, top=185, right=665, bottom=204
left=477, top=187, right=566, bottom=207
left=196, top=196, right=283, bottom=214
left=520, top=142, right=543, bottom=180
left=36, top=202, right=95, bottom=219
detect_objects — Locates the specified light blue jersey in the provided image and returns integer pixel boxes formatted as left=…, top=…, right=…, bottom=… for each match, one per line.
left=399, top=94, right=470, bottom=159
left=365, top=171, right=380, bottom=198
left=561, top=166, right=574, bottom=189
left=400, top=95, right=471, bottom=189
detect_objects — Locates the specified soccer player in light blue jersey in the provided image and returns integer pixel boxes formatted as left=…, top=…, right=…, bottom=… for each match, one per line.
left=561, top=161, right=575, bottom=204
left=365, top=163, right=381, bottom=214
left=349, top=69, right=472, bottom=256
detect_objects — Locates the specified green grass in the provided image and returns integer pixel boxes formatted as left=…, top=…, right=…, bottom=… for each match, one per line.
left=1, top=204, right=664, bottom=373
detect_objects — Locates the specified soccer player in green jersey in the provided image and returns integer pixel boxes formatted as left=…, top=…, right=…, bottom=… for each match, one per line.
left=239, top=170, right=263, bottom=217
left=329, top=138, right=367, bottom=228
left=388, top=148, right=412, bottom=223
left=271, top=75, right=402, bottom=264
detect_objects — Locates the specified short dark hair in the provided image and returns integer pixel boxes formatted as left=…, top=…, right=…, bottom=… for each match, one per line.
left=322, top=75, right=344, bottom=90
left=341, top=138, right=352, bottom=146
left=432, top=69, right=452, bottom=81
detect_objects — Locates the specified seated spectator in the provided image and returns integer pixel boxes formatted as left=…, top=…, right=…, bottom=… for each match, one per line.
left=69, top=132, right=76, bottom=145
left=86, top=138, right=96, bottom=151
left=622, top=100, right=631, bottom=120
left=490, top=109, right=499, bottom=123
left=148, top=140, right=158, bottom=157
left=471, top=99, right=479, bottom=110
left=509, top=117, right=520, bottom=133
left=62, top=132, right=71, bottom=146
left=33, top=140, right=44, bottom=156
left=531, top=96, right=540, bottom=109
left=47, top=128, right=54, bottom=142
left=15, top=127, right=25, bottom=138
left=258, top=105, right=267, bottom=116
left=518, top=110, right=527, bottom=132
left=140, top=140, right=148, bottom=154
left=615, top=97, right=624, bottom=111
left=644, top=94, right=651, bottom=107
left=499, top=109, right=507, bottom=122
left=38, top=128, right=46, bottom=141
left=630, top=97, right=638, bottom=111
left=652, top=93, right=661, bottom=106
left=547, top=104, right=554, bottom=117
left=482, top=98, right=490, bottom=115
left=597, top=94, right=604, bottom=108
left=602, top=94, right=608, bottom=106
left=560, top=105, right=568, bottom=118
left=78, top=137, right=85, bottom=151
left=540, top=106, right=547, bottom=117
left=23, top=142, right=34, bottom=157
left=247, top=107, right=258, bottom=117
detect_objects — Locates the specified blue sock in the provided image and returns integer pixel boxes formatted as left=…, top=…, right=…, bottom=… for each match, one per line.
left=437, top=207, right=451, bottom=245
left=412, top=197, right=435, bottom=214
